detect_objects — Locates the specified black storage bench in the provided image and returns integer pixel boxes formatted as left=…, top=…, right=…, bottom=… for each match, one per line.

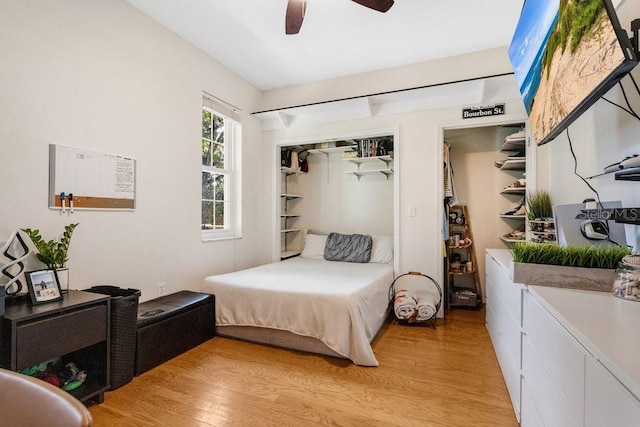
left=135, top=290, right=215, bottom=376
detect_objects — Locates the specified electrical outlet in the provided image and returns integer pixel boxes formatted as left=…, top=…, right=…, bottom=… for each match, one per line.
left=158, top=282, right=166, bottom=297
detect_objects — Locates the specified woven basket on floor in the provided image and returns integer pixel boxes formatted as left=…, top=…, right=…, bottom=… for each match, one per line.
left=388, top=272, right=442, bottom=327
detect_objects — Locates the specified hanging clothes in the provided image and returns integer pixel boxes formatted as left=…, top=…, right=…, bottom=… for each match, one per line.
left=442, top=143, right=458, bottom=249
left=443, top=143, right=458, bottom=206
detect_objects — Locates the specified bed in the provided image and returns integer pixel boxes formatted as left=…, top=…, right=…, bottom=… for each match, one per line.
left=202, top=233, right=395, bottom=366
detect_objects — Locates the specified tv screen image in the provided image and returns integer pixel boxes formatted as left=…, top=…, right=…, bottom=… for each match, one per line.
left=509, top=0, right=637, bottom=145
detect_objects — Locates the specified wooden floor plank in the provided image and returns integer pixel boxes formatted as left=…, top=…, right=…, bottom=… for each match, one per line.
left=89, top=307, right=518, bottom=426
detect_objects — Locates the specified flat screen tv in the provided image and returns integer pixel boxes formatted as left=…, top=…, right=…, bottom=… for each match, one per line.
left=509, top=0, right=637, bottom=145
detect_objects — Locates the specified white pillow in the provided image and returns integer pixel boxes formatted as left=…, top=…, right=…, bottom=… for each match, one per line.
left=370, top=235, right=394, bottom=263
left=300, top=234, right=328, bottom=259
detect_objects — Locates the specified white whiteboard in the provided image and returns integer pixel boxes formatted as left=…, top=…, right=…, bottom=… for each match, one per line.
left=49, top=144, right=136, bottom=210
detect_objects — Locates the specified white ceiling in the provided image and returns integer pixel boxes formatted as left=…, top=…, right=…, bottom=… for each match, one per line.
left=126, top=0, right=526, bottom=91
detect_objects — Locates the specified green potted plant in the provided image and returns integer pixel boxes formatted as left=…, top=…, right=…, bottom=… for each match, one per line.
left=511, top=241, right=631, bottom=291
left=526, top=190, right=553, bottom=221
left=21, top=223, right=79, bottom=291
left=526, top=190, right=555, bottom=243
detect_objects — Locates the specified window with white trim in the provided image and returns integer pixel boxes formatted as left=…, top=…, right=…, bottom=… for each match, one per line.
left=201, top=94, right=241, bottom=240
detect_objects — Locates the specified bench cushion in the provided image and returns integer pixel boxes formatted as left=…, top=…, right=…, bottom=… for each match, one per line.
left=137, top=291, right=214, bottom=327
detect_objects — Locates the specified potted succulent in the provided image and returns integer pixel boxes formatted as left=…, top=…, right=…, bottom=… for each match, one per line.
left=21, top=223, right=79, bottom=291
left=511, top=241, right=631, bottom=292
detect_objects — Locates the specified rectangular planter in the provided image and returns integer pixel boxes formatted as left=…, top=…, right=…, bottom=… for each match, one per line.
left=511, top=261, right=616, bottom=292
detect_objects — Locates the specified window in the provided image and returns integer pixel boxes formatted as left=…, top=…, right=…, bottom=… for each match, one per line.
left=201, top=94, right=241, bottom=240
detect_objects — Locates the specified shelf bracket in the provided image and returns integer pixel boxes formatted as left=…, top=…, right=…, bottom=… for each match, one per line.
left=277, top=112, right=293, bottom=128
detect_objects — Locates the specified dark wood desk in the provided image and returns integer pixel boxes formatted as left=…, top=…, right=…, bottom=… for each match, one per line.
left=0, top=290, right=110, bottom=404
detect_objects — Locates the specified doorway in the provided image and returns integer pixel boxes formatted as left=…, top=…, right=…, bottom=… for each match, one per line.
left=441, top=118, right=531, bottom=305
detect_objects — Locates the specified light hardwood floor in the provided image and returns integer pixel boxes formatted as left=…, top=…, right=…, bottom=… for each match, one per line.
left=89, top=308, right=517, bottom=426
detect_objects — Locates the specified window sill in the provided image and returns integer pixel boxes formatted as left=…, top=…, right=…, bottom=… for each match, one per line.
left=201, top=234, right=242, bottom=243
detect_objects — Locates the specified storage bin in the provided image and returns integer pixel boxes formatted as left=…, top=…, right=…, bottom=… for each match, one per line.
left=135, top=291, right=215, bottom=375
left=85, top=285, right=140, bottom=390
left=451, top=288, right=479, bottom=307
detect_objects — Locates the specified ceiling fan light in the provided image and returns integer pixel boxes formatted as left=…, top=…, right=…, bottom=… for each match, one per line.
left=285, top=0, right=307, bottom=35
left=351, top=0, right=394, bottom=13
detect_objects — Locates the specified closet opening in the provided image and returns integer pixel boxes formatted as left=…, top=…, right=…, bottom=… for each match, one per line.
left=274, top=128, right=400, bottom=273
left=442, top=121, right=529, bottom=310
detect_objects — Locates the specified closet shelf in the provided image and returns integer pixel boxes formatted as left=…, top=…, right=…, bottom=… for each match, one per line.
left=501, top=187, right=526, bottom=195
left=500, top=138, right=526, bottom=152
left=308, top=146, right=356, bottom=156
left=500, top=214, right=526, bottom=219
left=531, top=230, right=556, bottom=235
left=449, top=270, right=477, bottom=276
left=500, top=236, right=525, bottom=244
left=344, top=155, right=394, bottom=181
left=344, top=169, right=394, bottom=180
left=281, top=213, right=301, bottom=218
left=281, top=228, right=303, bottom=233
left=344, top=155, right=393, bottom=165
left=280, top=250, right=302, bottom=259
left=281, top=193, right=303, bottom=200
left=498, top=159, right=526, bottom=170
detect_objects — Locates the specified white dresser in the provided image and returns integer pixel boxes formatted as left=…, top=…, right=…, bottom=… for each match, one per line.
left=485, top=249, right=640, bottom=426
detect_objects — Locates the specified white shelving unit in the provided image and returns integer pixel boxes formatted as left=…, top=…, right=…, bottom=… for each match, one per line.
left=280, top=166, right=304, bottom=259
left=343, top=155, right=394, bottom=181
left=307, top=145, right=356, bottom=157
left=497, top=126, right=527, bottom=247
left=307, top=145, right=357, bottom=181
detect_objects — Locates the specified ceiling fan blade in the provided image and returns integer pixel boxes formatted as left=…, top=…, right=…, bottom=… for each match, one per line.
left=351, top=0, right=394, bottom=13
left=285, top=0, right=306, bottom=35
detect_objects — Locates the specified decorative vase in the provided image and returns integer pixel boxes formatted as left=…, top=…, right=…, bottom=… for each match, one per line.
left=511, top=261, right=617, bottom=292
left=56, top=267, right=69, bottom=293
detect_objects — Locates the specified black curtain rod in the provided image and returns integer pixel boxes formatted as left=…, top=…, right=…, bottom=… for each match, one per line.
left=251, top=71, right=515, bottom=115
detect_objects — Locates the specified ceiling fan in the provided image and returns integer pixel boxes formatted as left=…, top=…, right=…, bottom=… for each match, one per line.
left=285, top=0, right=395, bottom=35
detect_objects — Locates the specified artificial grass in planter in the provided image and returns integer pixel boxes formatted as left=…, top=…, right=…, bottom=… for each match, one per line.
left=512, top=242, right=631, bottom=269
left=511, top=242, right=632, bottom=292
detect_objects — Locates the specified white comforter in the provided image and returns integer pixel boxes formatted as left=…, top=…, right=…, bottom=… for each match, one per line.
left=202, top=257, right=394, bottom=366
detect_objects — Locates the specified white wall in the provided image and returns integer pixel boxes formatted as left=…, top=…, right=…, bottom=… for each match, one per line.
left=0, top=0, right=269, bottom=301
left=285, top=149, right=394, bottom=235
left=538, top=0, right=640, bottom=250
left=259, top=47, right=515, bottom=112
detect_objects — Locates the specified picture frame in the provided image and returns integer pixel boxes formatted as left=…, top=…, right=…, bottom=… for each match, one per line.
left=24, top=269, right=63, bottom=305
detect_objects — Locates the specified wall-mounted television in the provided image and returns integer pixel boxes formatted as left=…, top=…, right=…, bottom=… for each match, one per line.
left=509, top=0, right=637, bottom=146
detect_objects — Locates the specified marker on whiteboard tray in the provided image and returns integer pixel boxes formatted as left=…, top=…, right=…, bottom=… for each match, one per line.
left=60, top=192, right=66, bottom=214
left=69, top=193, right=74, bottom=213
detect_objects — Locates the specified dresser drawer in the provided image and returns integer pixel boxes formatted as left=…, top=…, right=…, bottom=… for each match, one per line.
left=523, top=290, right=586, bottom=425
left=522, top=335, right=580, bottom=427
left=585, top=356, right=640, bottom=427
left=15, top=304, right=107, bottom=370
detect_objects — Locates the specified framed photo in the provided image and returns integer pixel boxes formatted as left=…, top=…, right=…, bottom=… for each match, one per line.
left=24, top=269, right=63, bottom=305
